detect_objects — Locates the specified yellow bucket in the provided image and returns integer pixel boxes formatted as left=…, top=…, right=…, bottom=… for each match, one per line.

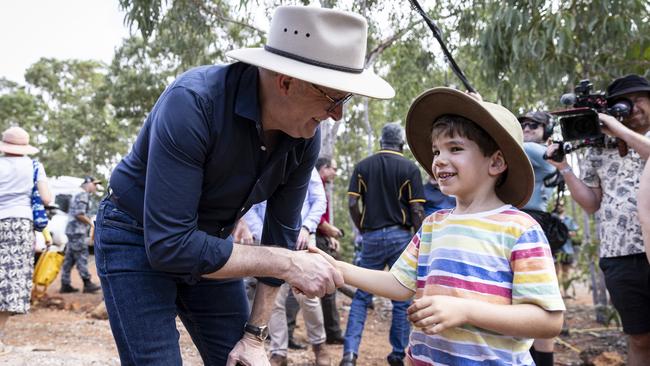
left=32, top=250, right=65, bottom=299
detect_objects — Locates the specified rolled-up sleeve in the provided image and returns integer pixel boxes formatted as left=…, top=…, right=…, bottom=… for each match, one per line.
left=143, top=86, right=233, bottom=283
left=301, top=169, right=327, bottom=232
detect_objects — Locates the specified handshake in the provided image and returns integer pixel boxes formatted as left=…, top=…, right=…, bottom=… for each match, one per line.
left=288, top=246, right=434, bottom=334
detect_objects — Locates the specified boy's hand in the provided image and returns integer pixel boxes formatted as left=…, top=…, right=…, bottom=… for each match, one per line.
left=408, top=295, right=469, bottom=334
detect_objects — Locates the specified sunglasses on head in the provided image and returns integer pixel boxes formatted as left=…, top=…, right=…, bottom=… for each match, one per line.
left=520, top=121, right=541, bottom=130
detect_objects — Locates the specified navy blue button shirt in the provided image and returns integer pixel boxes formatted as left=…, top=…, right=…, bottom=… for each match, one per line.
left=109, top=62, right=320, bottom=285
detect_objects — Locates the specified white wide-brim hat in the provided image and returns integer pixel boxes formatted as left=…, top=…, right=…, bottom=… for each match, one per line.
left=227, top=6, right=394, bottom=99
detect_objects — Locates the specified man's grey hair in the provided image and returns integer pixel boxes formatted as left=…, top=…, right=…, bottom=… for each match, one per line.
left=380, top=122, right=405, bottom=148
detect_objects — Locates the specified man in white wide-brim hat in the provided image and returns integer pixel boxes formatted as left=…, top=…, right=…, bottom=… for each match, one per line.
left=94, top=5, right=394, bottom=366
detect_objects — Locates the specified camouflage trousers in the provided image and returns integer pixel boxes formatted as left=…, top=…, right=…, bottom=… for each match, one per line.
left=61, top=234, right=91, bottom=285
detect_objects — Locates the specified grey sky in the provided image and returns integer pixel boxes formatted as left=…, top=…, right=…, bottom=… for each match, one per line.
left=0, top=0, right=129, bottom=83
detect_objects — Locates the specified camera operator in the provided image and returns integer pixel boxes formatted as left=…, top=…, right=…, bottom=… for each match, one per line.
left=546, top=74, right=650, bottom=366
left=518, top=110, right=559, bottom=366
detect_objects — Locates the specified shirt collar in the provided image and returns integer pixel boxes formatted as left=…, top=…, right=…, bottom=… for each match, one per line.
left=233, top=63, right=306, bottom=150
left=234, top=64, right=261, bottom=126
left=378, top=149, right=404, bottom=156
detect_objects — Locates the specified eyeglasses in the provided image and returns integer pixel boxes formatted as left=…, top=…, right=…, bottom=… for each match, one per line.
left=310, top=83, right=353, bottom=113
left=520, top=121, right=541, bottom=130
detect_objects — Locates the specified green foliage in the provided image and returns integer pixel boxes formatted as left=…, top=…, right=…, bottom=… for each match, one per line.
left=454, top=0, right=650, bottom=109
left=3, top=0, right=649, bottom=282
left=0, top=59, right=130, bottom=181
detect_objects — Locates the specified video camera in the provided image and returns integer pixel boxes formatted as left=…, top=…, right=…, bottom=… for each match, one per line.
left=545, top=79, right=632, bottom=162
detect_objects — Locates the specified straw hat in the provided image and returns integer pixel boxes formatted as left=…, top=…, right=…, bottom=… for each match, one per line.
left=0, top=126, right=39, bottom=155
left=405, top=87, right=533, bottom=208
left=226, top=6, right=394, bottom=99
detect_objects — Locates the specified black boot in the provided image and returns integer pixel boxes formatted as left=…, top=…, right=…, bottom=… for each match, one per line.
left=83, top=279, right=101, bottom=293
left=60, top=284, right=79, bottom=293
left=339, top=352, right=357, bottom=366
left=288, top=337, right=307, bottom=350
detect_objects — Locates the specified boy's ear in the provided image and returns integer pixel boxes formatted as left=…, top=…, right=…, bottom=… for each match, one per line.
left=488, top=150, right=508, bottom=177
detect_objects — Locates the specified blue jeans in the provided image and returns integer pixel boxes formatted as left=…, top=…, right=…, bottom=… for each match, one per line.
left=343, top=226, right=412, bottom=359
left=94, top=199, right=249, bottom=365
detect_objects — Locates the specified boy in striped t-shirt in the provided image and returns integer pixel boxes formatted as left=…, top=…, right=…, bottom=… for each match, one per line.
left=314, top=88, right=564, bottom=366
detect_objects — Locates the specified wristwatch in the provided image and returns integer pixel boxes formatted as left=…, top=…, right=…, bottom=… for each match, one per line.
left=244, top=323, right=269, bottom=342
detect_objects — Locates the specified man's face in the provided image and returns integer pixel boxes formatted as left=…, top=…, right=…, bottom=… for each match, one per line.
left=520, top=119, right=545, bottom=143
left=85, top=182, right=97, bottom=193
left=622, top=92, right=650, bottom=134
left=280, top=80, right=350, bottom=139
left=320, top=161, right=338, bottom=183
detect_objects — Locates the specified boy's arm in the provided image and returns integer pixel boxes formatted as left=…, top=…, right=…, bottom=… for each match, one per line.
left=339, top=261, right=414, bottom=301
left=310, top=247, right=414, bottom=301
left=408, top=296, right=563, bottom=339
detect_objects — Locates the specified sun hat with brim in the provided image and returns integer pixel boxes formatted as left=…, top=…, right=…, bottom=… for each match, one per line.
left=0, top=126, right=39, bottom=155
left=606, top=74, right=650, bottom=100
left=226, top=6, right=394, bottom=99
left=405, top=87, right=533, bottom=208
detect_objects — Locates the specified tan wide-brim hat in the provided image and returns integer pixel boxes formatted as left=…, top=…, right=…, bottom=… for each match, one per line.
left=226, top=6, right=394, bottom=99
left=405, top=87, right=533, bottom=208
left=0, top=126, right=39, bottom=155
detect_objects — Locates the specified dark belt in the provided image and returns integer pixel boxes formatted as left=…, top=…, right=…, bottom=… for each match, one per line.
left=362, top=224, right=409, bottom=233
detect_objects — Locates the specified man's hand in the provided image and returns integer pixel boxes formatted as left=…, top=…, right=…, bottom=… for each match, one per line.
left=467, top=91, right=483, bottom=102
left=295, top=227, right=310, bottom=250
left=407, top=295, right=469, bottom=335
left=285, top=249, right=343, bottom=297
left=233, top=220, right=255, bottom=246
left=318, top=221, right=343, bottom=238
left=226, top=333, right=270, bottom=366
left=598, top=113, right=628, bottom=138
left=544, top=143, right=570, bottom=170
left=328, top=237, right=340, bottom=252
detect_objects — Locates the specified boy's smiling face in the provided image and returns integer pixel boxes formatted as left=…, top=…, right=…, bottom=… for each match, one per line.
left=431, top=134, right=505, bottom=203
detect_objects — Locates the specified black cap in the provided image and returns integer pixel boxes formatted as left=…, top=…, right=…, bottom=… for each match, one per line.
left=82, top=176, right=101, bottom=186
left=517, top=111, right=551, bottom=125
left=607, top=74, right=650, bottom=100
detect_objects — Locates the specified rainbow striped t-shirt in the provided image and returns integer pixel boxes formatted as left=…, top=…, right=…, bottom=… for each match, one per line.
left=390, top=205, right=565, bottom=366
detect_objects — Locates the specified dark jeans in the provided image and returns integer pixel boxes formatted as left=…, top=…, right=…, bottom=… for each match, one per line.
left=343, top=226, right=412, bottom=359
left=94, top=199, right=249, bottom=365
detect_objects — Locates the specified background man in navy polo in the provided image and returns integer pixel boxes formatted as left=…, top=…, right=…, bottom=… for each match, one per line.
left=341, top=122, right=425, bottom=366
left=92, top=6, right=394, bottom=366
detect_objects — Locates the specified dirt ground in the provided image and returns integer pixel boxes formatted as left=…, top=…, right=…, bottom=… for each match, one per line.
left=1, top=256, right=628, bottom=365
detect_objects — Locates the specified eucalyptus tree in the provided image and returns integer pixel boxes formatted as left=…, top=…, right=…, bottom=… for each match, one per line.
left=0, top=59, right=125, bottom=179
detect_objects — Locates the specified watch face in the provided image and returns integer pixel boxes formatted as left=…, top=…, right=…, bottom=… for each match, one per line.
left=259, top=325, right=269, bottom=340
left=245, top=323, right=269, bottom=341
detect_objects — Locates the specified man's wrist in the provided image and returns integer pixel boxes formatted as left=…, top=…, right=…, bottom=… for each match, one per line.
left=241, top=331, right=265, bottom=345
left=301, top=225, right=311, bottom=233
